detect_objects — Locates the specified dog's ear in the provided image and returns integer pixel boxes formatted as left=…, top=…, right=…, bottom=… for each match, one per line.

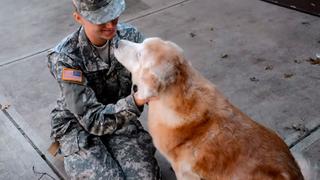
left=166, top=41, right=186, bottom=67
left=136, top=69, right=161, bottom=99
left=137, top=59, right=181, bottom=99
left=152, top=62, right=176, bottom=87
left=151, top=54, right=186, bottom=91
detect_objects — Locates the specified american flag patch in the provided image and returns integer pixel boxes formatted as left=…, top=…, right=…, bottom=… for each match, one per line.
left=62, top=68, right=83, bottom=83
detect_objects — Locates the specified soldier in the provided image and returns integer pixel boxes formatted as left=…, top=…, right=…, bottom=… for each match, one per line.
left=47, top=0, right=161, bottom=179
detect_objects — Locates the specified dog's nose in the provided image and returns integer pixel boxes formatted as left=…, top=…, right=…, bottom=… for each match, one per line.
left=133, top=84, right=138, bottom=92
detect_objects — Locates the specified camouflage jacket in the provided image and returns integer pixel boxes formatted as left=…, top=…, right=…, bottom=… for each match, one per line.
left=47, top=23, right=144, bottom=153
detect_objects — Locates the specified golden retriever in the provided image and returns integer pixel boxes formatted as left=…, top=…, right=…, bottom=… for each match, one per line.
left=114, top=37, right=304, bottom=180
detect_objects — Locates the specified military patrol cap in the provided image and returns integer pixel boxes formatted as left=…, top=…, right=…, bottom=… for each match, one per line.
left=73, top=0, right=125, bottom=24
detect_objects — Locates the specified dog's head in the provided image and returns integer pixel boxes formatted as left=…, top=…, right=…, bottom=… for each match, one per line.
left=114, top=37, right=185, bottom=99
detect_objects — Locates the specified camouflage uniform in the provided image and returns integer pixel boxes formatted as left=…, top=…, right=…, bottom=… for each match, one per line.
left=47, top=19, right=161, bottom=180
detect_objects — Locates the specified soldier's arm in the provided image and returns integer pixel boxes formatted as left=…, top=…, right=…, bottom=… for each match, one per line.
left=48, top=53, right=142, bottom=136
left=50, top=97, right=79, bottom=140
left=116, top=23, right=145, bottom=44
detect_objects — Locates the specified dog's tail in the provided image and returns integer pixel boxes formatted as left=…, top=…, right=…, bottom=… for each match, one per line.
left=292, top=152, right=319, bottom=180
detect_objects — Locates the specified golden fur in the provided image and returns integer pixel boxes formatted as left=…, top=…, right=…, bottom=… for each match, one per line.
left=114, top=38, right=304, bottom=180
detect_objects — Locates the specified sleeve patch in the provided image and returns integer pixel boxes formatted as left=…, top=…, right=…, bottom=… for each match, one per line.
left=62, top=68, right=83, bottom=84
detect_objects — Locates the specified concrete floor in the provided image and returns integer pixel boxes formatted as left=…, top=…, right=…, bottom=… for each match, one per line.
left=0, top=0, right=319, bottom=179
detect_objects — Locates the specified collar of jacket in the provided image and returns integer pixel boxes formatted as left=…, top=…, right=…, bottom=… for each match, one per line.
left=77, top=27, right=117, bottom=73
left=78, top=26, right=103, bottom=63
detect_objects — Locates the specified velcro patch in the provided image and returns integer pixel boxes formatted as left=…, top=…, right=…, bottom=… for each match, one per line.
left=62, top=68, right=83, bottom=84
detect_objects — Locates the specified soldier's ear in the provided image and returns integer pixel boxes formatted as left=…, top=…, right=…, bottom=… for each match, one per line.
left=73, top=12, right=83, bottom=25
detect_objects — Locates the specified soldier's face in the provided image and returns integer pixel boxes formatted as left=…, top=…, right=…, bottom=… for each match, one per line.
left=74, top=12, right=118, bottom=46
left=95, top=18, right=119, bottom=39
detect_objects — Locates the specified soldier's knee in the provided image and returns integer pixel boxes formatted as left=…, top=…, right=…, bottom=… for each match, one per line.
left=63, top=149, right=126, bottom=180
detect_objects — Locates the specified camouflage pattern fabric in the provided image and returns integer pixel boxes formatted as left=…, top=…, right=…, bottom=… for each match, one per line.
left=73, top=0, right=126, bottom=24
left=47, top=23, right=161, bottom=180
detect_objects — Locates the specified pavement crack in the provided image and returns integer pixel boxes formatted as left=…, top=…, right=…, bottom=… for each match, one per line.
left=0, top=48, right=50, bottom=68
left=0, top=104, right=64, bottom=180
left=289, top=123, right=320, bottom=149
left=124, top=0, right=192, bottom=23
left=0, top=0, right=192, bottom=68
left=1, top=0, right=192, bottom=68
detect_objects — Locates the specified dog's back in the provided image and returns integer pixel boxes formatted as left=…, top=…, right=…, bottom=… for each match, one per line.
left=114, top=37, right=304, bottom=179
left=148, top=67, right=304, bottom=179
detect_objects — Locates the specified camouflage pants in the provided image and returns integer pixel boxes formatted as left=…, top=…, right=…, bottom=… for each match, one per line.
left=62, top=121, right=161, bottom=180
